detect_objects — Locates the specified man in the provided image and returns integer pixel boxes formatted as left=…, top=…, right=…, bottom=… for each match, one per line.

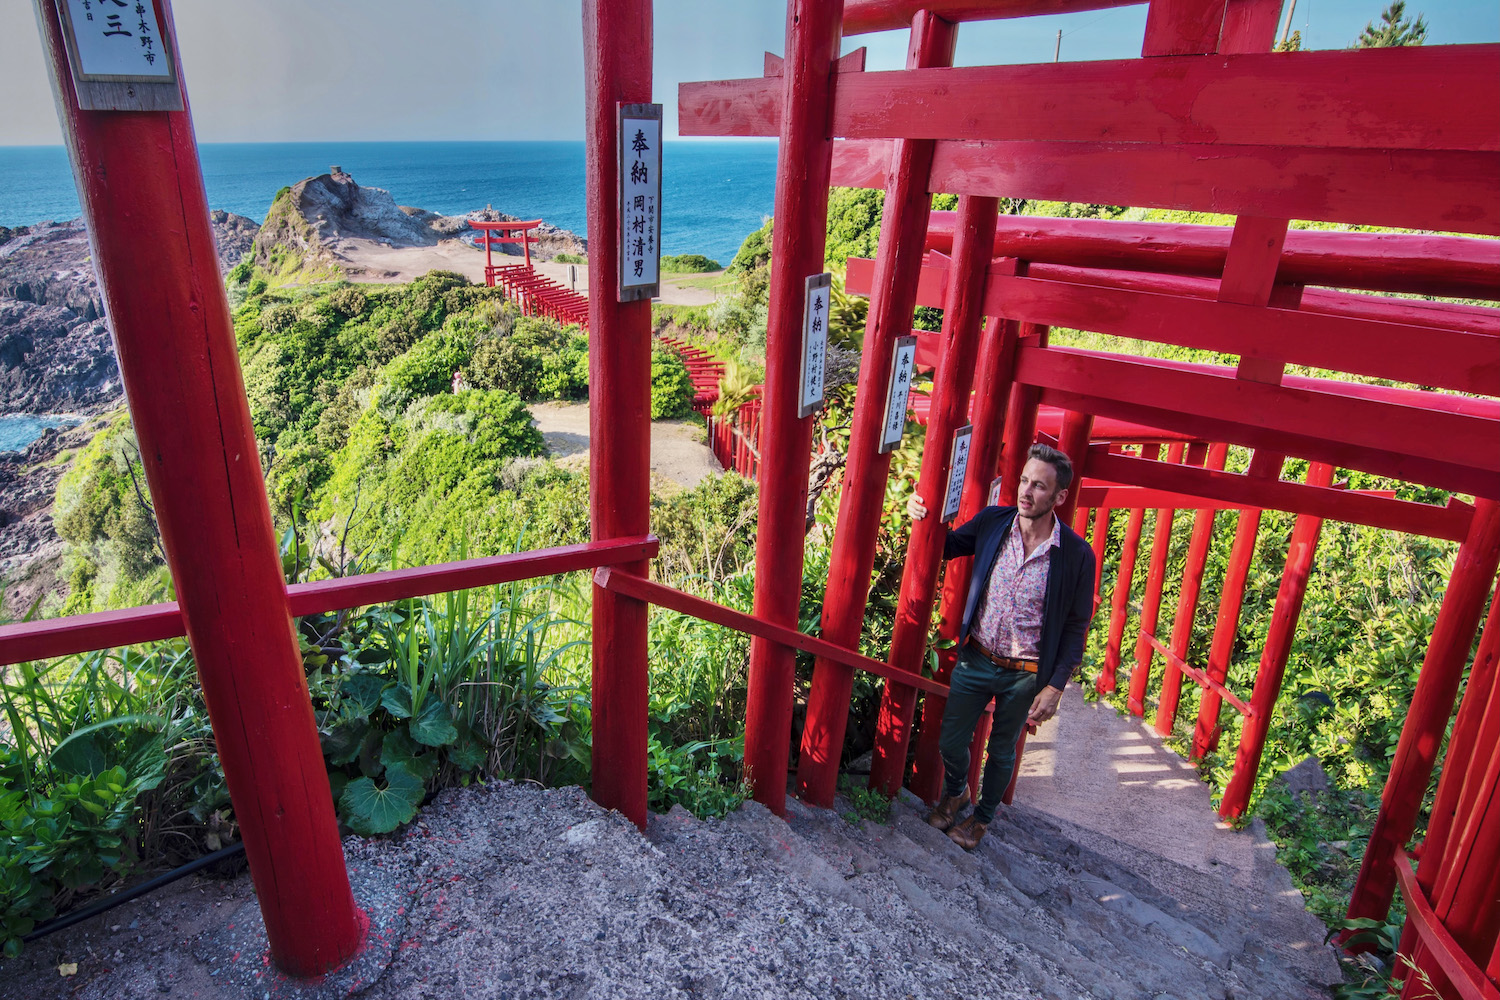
left=907, top=443, right=1096, bottom=850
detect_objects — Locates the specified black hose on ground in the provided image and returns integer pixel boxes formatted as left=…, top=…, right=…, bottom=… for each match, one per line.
left=22, top=842, right=247, bottom=944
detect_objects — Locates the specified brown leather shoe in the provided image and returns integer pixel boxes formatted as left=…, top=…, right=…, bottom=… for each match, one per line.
left=925, top=790, right=970, bottom=831
left=947, top=815, right=988, bottom=850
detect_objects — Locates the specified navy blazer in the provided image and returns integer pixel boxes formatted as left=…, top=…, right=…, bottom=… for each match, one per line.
left=943, top=506, right=1097, bottom=692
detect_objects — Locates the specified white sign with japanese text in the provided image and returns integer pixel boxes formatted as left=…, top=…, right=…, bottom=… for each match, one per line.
left=59, top=0, right=171, bottom=78
left=799, top=273, right=831, bottom=418
left=942, top=424, right=973, bottom=522
left=618, top=104, right=662, bottom=302
left=878, top=335, right=918, bottom=454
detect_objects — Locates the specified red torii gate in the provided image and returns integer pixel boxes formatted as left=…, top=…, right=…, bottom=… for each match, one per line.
left=680, top=1, right=1499, bottom=995
left=17, top=0, right=1500, bottom=993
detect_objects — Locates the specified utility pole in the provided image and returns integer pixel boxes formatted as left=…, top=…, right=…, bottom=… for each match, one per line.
left=1278, top=0, right=1299, bottom=47
left=1054, top=28, right=1063, bottom=61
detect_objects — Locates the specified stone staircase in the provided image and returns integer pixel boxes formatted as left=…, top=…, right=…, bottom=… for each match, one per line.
left=5, top=692, right=1343, bottom=1000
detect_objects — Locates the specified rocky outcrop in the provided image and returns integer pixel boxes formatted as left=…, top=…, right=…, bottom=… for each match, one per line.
left=252, top=168, right=589, bottom=276
left=0, top=211, right=260, bottom=613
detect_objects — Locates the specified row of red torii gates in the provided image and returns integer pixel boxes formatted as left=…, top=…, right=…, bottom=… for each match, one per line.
left=9, top=0, right=1498, bottom=994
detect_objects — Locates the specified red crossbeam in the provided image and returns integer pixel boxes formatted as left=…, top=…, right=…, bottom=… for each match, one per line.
left=593, top=567, right=950, bottom=698
left=1084, top=448, right=1476, bottom=541
left=1018, top=346, right=1500, bottom=498
left=980, top=275, right=1499, bottom=397
left=1391, top=848, right=1499, bottom=1000
left=840, top=0, right=1139, bottom=34
left=1142, top=633, right=1254, bottom=719
left=925, top=215, right=1500, bottom=302
left=0, top=537, right=658, bottom=669
left=684, top=46, right=1498, bottom=150
left=846, top=256, right=1500, bottom=340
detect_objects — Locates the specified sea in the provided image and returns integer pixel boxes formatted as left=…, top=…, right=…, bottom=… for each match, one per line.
left=0, top=139, right=779, bottom=268
left=0, top=140, right=778, bottom=452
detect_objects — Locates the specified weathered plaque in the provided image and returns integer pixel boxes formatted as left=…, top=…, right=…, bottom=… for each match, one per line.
left=798, top=272, right=832, bottom=418
left=941, top=424, right=973, bottom=522
left=988, top=476, right=1005, bottom=506
left=617, top=103, right=662, bottom=302
left=51, top=0, right=183, bottom=111
left=878, top=335, right=918, bottom=454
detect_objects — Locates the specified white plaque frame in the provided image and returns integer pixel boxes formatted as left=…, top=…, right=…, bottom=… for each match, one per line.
left=941, top=424, right=973, bottom=522
left=617, top=103, right=663, bottom=303
left=798, top=272, right=832, bottom=418
left=48, top=0, right=183, bottom=111
left=878, top=335, right=919, bottom=454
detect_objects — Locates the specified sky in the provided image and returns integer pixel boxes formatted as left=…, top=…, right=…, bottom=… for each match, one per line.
left=1, top=0, right=1495, bottom=145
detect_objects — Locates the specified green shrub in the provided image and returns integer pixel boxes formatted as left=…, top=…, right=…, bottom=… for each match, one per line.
left=553, top=253, right=586, bottom=264
left=650, top=348, right=695, bottom=420
left=660, top=253, right=721, bottom=273
left=328, top=285, right=367, bottom=318
left=467, top=316, right=588, bottom=401
left=382, top=332, right=473, bottom=401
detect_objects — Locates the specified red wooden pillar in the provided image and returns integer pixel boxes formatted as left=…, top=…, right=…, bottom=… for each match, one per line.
left=1219, top=461, right=1337, bottom=820
left=1154, top=441, right=1229, bottom=737
left=1191, top=449, right=1282, bottom=759
left=1417, top=579, right=1500, bottom=892
left=1405, top=689, right=1500, bottom=997
left=743, top=0, right=844, bottom=814
left=35, top=0, right=361, bottom=975
left=1397, top=579, right=1500, bottom=988
left=1053, top=410, right=1095, bottom=529
left=584, top=0, right=654, bottom=828
left=1347, top=499, right=1500, bottom=925
left=1090, top=505, right=1113, bottom=609
left=1126, top=442, right=1188, bottom=716
left=1099, top=444, right=1155, bottom=695
left=909, top=315, right=1021, bottom=803
left=996, top=331, right=1047, bottom=500
left=796, top=11, right=955, bottom=809
left=868, top=195, right=999, bottom=799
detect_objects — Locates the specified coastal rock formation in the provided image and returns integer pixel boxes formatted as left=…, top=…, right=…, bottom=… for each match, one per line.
left=253, top=168, right=588, bottom=277
left=0, top=211, right=260, bottom=614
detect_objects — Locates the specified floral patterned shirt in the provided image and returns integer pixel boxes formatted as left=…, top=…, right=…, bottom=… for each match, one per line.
left=970, top=514, right=1060, bottom=660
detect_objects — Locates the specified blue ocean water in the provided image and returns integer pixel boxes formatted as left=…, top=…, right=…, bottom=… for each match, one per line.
left=0, top=140, right=778, bottom=266
left=0, top=414, right=77, bottom=453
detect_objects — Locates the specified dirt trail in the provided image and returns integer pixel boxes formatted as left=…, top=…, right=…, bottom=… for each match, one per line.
left=530, top=400, right=721, bottom=490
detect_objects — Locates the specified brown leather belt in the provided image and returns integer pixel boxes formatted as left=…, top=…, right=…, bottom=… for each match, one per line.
left=970, top=641, right=1038, bottom=673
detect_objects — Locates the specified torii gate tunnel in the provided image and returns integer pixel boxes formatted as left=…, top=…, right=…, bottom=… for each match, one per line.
left=9, top=0, right=1499, bottom=992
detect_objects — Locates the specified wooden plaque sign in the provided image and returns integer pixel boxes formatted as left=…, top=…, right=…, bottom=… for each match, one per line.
left=878, top=335, right=918, bottom=454
left=51, top=0, right=183, bottom=111
left=798, top=272, right=832, bottom=418
left=618, top=103, right=663, bottom=302
left=941, top=424, right=973, bottom=522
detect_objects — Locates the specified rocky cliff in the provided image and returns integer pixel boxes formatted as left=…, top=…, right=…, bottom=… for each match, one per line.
left=252, top=168, right=587, bottom=279
left=0, top=211, right=259, bottom=615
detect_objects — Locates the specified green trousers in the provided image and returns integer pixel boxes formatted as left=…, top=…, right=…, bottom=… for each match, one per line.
left=938, top=645, right=1039, bottom=824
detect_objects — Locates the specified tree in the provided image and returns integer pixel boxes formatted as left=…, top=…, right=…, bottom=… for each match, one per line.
left=1275, top=30, right=1303, bottom=52
left=1353, top=1, right=1428, bottom=47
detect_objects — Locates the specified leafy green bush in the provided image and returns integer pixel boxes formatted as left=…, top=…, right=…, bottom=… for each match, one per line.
left=660, top=253, right=721, bottom=273
left=650, top=348, right=695, bottom=420
left=467, top=316, right=588, bottom=401
left=0, top=765, right=150, bottom=956
left=552, top=253, right=586, bottom=264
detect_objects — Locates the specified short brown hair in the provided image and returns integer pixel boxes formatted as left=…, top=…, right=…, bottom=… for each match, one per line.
left=1027, top=443, right=1075, bottom=491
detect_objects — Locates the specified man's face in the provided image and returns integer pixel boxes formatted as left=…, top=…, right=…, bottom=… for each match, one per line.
left=1017, top=458, right=1066, bottom=520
